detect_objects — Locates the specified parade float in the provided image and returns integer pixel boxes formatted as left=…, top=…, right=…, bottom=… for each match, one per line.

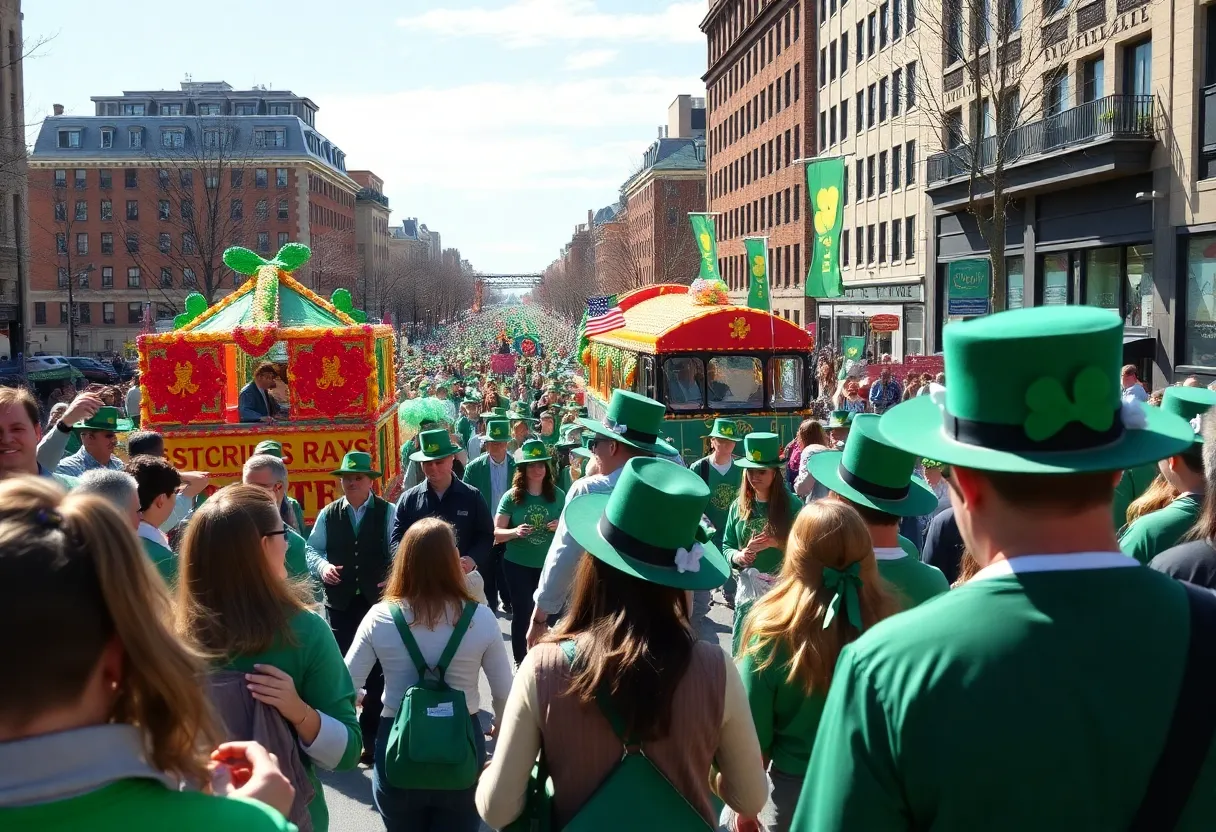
left=137, top=244, right=400, bottom=525
left=582, top=280, right=813, bottom=460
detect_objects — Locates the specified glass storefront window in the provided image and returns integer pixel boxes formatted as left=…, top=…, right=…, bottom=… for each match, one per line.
left=905, top=306, right=925, bottom=355
left=1042, top=254, right=1069, bottom=305
left=1084, top=248, right=1121, bottom=310
left=1126, top=245, right=1153, bottom=328
left=707, top=356, right=764, bottom=410
left=663, top=356, right=704, bottom=410
left=1006, top=256, right=1025, bottom=309
left=1186, top=235, right=1216, bottom=367
left=768, top=356, right=804, bottom=408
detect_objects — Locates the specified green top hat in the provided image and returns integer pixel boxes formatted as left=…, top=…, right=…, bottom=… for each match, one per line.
left=576, top=389, right=676, bottom=456
left=253, top=440, right=283, bottom=459
left=1160, top=386, right=1216, bottom=445
left=571, top=434, right=595, bottom=460
left=409, top=429, right=462, bottom=462
left=484, top=420, right=510, bottom=443
left=330, top=450, right=381, bottom=478
left=515, top=438, right=553, bottom=464
left=480, top=405, right=509, bottom=420
left=556, top=423, right=583, bottom=449
left=705, top=418, right=742, bottom=441
left=734, top=432, right=784, bottom=469
left=809, top=414, right=938, bottom=516
left=73, top=406, right=134, bottom=433
left=507, top=403, right=538, bottom=423
left=565, top=457, right=728, bottom=591
left=826, top=410, right=855, bottom=429
left=879, top=306, right=1194, bottom=474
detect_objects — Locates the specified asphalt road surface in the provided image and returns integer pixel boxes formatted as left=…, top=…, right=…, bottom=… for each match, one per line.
left=320, top=594, right=737, bottom=831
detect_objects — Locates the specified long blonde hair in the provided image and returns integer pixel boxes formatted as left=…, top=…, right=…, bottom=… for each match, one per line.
left=176, top=484, right=314, bottom=656
left=383, top=517, right=475, bottom=628
left=0, top=477, right=220, bottom=786
left=740, top=501, right=899, bottom=694
left=1125, top=474, right=1178, bottom=527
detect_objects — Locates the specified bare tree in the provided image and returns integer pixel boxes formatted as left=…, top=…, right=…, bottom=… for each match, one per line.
left=907, top=0, right=1153, bottom=310
left=307, top=229, right=360, bottom=300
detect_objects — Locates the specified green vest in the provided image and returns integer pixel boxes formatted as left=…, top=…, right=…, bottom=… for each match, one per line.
left=1119, top=494, right=1203, bottom=565
left=141, top=537, right=177, bottom=585
left=321, top=496, right=391, bottom=611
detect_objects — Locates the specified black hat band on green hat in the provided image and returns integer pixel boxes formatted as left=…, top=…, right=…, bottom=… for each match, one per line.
left=838, top=463, right=910, bottom=501
left=596, top=514, right=707, bottom=569
left=944, top=403, right=1124, bottom=453
left=599, top=420, right=659, bottom=446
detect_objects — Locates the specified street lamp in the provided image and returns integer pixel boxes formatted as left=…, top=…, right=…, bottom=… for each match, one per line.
left=67, top=264, right=96, bottom=357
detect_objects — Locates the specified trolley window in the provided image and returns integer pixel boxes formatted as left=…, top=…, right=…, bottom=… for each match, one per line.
left=663, top=356, right=705, bottom=411
left=769, top=356, right=804, bottom=408
left=707, top=356, right=763, bottom=410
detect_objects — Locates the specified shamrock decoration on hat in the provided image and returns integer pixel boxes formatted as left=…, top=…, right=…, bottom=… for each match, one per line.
left=409, top=429, right=462, bottom=462
left=734, top=432, right=783, bottom=469
left=809, top=414, right=939, bottom=516
left=484, top=419, right=511, bottom=443
left=576, top=389, right=676, bottom=456
left=705, top=417, right=743, bottom=441
left=514, top=438, right=553, bottom=464
left=330, top=450, right=381, bottom=478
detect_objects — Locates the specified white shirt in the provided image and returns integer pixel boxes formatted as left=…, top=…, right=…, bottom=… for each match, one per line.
left=534, top=467, right=622, bottom=615
left=488, top=454, right=511, bottom=511
left=137, top=520, right=170, bottom=550
left=345, top=600, right=514, bottom=722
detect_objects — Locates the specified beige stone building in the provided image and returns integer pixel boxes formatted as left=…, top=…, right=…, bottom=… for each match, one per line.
left=350, top=170, right=392, bottom=318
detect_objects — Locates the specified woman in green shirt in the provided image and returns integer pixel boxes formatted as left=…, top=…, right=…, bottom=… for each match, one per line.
left=177, top=485, right=362, bottom=832
left=723, top=432, right=803, bottom=655
left=0, top=477, right=295, bottom=832
left=735, top=501, right=899, bottom=832
left=494, top=439, right=566, bottom=663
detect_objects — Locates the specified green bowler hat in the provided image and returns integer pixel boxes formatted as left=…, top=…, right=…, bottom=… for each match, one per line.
left=515, top=438, right=552, bottom=464
left=879, top=306, right=1195, bottom=474
left=74, top=406, right=134, bottom=432
left=480, top=405, right=509, bottom=420
left=571, top=434, right=595, bottom=460
left=409, top=429, right=462, bottom=462
left=565, top=457, right=728, bottom=591
left=809, top=414, right=938, bottom=516
left=507, top=404, right=538, bottom=423
left=253, top=440, right=283, bottom=459
left=484, top=419, right=510, bottom=442
left=735, top=431, right=784, bottom=469
left=1160, top=386, right=1216, bottom=445
left=705, top=417, right=742, bottom=441
left=576, top=389, right=676, bottom=456
left=330, top=450, right=381, bottom=478
left=826, top=410, right=855, bottom=429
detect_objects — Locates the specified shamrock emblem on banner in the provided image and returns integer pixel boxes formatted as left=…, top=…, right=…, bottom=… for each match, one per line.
left=143, top=339, right=225, bottom=425
left=814, top=187, right=840, bottom=235
left=289, top=330, right=371, bottom=420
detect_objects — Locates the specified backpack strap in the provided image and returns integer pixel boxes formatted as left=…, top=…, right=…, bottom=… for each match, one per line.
left=696, top=459, right=710, bottom=484
left=435, top=601, right=478, bottom=681
left=1129, top=581, right=1216, bottom=831
left=389, top=602, right=431, bottom=680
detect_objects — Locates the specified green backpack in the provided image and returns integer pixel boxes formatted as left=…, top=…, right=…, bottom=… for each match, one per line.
left=384, top=601, right=479, bottom=790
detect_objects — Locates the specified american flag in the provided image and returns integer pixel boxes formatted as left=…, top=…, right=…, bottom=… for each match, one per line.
left=585, top=295, right=625, bottom=336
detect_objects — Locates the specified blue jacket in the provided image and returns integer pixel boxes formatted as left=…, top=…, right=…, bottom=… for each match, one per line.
left=238, top=380, right=279, bottom=422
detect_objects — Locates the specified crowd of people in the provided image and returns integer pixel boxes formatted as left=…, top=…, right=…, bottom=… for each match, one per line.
left=6, top=302, right=1216, bottom=832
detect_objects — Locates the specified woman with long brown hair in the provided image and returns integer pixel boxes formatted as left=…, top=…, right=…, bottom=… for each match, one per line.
left=0, top=477, right=295, bottom=830
left=723, top=432, right=804, bottom=655
left=346, top=517, right=512, bottom=832
left=734, top=501, right=899, bottom=832
left=476, top=458, right=768, bottom=830
left=493, top=439, right=566, bottom=664
left=177, top=484, right=361, bottom=832
left=793, top=419, right=832, bottom=501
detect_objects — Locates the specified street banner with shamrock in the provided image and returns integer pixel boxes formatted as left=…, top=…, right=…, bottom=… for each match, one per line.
left=743, top=237, right=771, bottom=312
left=689, top=213, right=721, bottom=282
left=804, top=158, right=846, bottom=299
left=839, top=335, right=867, bottom=378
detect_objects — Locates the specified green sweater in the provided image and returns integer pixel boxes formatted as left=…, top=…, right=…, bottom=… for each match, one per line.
left=141, top=537, right=177, bottom=585
left=794, top=560, right=1216, bottom=831
left=220, top=609, right=361, bottom=832
left=723, top=491, right=804, bottom=574
left=1119, top=494, right=1202, bottom=565
left=738, top=639, right=827, bottom=777
left=690, top=455, right=743, bottom=548
left=0, top=778, right=294, bottom=831
left=875, top=539, right=950, bottom=610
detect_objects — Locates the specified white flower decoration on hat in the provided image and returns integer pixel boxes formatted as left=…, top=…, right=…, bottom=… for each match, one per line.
left=1121, top=400, right=1149, bottom=431
left=928, top=383, right=947, bottom=413
left=674, top=542, right=705, bottom=574
left=1191, top=414, right=1204, bottom=434
left=612, top=423, right=628, bottom=436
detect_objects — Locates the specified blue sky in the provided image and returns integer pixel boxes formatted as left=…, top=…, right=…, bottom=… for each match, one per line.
left=23, top=0, right=706, bottom=274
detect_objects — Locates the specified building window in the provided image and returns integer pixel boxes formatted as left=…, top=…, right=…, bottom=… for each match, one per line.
left=880, top=1, right=889, bottom=47
left=125, top=233, right=138, bottom=253
left=276, top=168, right=288, bottom=188
left=53, top=201, right=66, bottom=222
left=128, top=302, right=142, bottom=324
left=235, top=103, right=256, bottom=116
left=205, top=171, right=220, bottom=189
left=830, top=106, right=838, bottom=145
left=856, top=227, right=864, bottom=264
left=1005, top=256, right=1025, bottom=309
left=892, top=69, right=903, bottom=116
left=183, top=234, right=196, bottom=255
left=867, top=225, right=875, bottom=264
left=76, top=233, right=88, bottom=255
left=905, top=215, right=916, bottom=259
left=70, top=200, right=86, bottom=221
left=867, top=84, right=876, bottom=127
left=99, top=169, right=112, bottom=189
left=278, top=232, right=289, bottom=247
left=161, top=129, right=184, bottom=149
left=55, top=233, right=66, bottom=254
left=278, top=198, right=289, bottom=220
left=855, top=159, right=864, bottom=201
left=100, top=129, right=113, bottom=149
left=255, top=128, right=287, bottom=147
left=101, top=266, right=113, bottom=288
left=906, top=140, right=917, bottom=185
left=160, top=267, right=173, bottom=288
left=880, top=77, right=889, bottom=121
left=158, top=233, right=171, bottom=253
left=198, top=103, right=220, bottom=116
left=184, top=269, right=197, bottom=288
left=906, top=62, right=917, bottom=108
left=269, top=104, right=292, bottom=116
left=867, top=12, right=877, bottom=54
left=54, top=169, right=67, bottom=188
left=830, top=42, right=837, bottom=81
left=878, top=151, right=888, bottom=193
left=256, top=168, right=268, bottom=188
left=101, top=232, right=113, bottom=254
left=156, top=199, right=169, bottom=220
left=856, top=91, right=864, bottom=132
left=842, top=229, right=851, bottom=267
left=867, top=155, right=876, bottom=197
left=1041, top=253, right=1071, bottom=304
left=231, top=169, right=244, bottom=189
left=34, top=302, right=45, bottom=325
left=1124, top=39, right=1152, bottom=96
left=156, top=168, right=169, bottom=190
left=819, top=47, right=827, bottom=85
left=124, top=169, right=138, bottom=188
left=1081, top=55, right=1105, bottom=103
left=100, top=199, right=112, bottom=221
left=103, top=302, right=115, bottom=324
left=76, top=303, right=90, bottom=325
left=58, top=129, right=81, bottom=149
left=57, top=267, right=67, bottom=288
left=841, top=99, right=849, bottom=141
left=230, top=199, right=243, bottom=220
left=879, top=223, right=887, bottom=262
left=892, top=218, right=903, bottom=260
left=182, top=199, right=193, bottom=219
left=256, top=232, right=270, bottom=252
left=1125, top=245, right=1153, bottom=327
left=180, top=170, right=193, bottom=188
left=128, top=128, right=143, bottom=149
left=59, top=303, right=69, bottom=325
left=72, top=169, right=87, bottom=190
left=126, top=200, right=139, bottom=220
left=1044, top=67, right=1069, bottom=116
left=256, top=199, right=269, bottom=220
left=127, top=267, right=141, bottom=288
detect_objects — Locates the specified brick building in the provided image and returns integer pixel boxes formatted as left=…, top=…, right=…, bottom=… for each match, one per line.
left=621, top=135, right=707, bottom=287
left=0, top=0, right=25, bottom=359
left=27, top=80, right=358, bottom=355
left=350, top=170, right=392, bottom=316
left=702, top=0, right=816, bottom=326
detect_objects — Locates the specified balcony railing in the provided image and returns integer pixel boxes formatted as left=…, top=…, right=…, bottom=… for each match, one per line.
left=356, top=187, right=390, bottom=208
left=927, top=94, right=1155, bottom=185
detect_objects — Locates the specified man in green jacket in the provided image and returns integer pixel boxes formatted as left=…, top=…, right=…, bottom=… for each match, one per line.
left=126, top=454, right=182, bottom=585
left=463, top=419, right=515, bottom=612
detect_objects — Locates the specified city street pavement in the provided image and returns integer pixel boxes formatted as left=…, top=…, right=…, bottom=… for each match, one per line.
left=321, top=594, right=737, bottom=831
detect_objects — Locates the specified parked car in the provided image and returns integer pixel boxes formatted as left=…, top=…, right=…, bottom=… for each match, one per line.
left=26, top=355, right=70, bottom=373
left=66, top=356, right=118, bottom=384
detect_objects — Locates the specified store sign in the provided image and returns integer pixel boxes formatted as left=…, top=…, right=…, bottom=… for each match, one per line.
left=869, top=313, right=901, bottom=332
left=842, top=283, right=924, bottom=302
left=947, top=259, right=991, bottom=316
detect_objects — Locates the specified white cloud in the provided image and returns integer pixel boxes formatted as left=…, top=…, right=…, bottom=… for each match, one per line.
left=564, top=49, right=618, bottom=70
left=398, top=0, right=704, bottom=48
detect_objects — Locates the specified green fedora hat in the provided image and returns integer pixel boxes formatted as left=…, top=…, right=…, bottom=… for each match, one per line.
left=507, top=404, right=538, bottom=423
left=825, top=410, right=855, bottom=429
left=735, top=431, right=784, bottom=469
left=253, top=439, right=283, bottom=459
left=809, top=414, right=938, bottom=516
left=556, top=423, right=583, bottom=450
left=330, top=450, right=381, bottom=478
left=565, top=457, right=728, bottom=591
left=571, top=434, right=595, bottom=460
left=879, top=306, right=1195, bottom=474
left=484, top=419, right=511, bottom=442
left=409, top=429, right=462, bottom=463
left=1160, top=386, right=1216, bottom=445
left=704, top=417, right=743, bottom=441
left=73, top=406, right=134, bottom=432
left=576, top=389, right=676, bottom=456
left=480, top=405, right=509, bottom=420
left=514, top=438, right=553, bottom=464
